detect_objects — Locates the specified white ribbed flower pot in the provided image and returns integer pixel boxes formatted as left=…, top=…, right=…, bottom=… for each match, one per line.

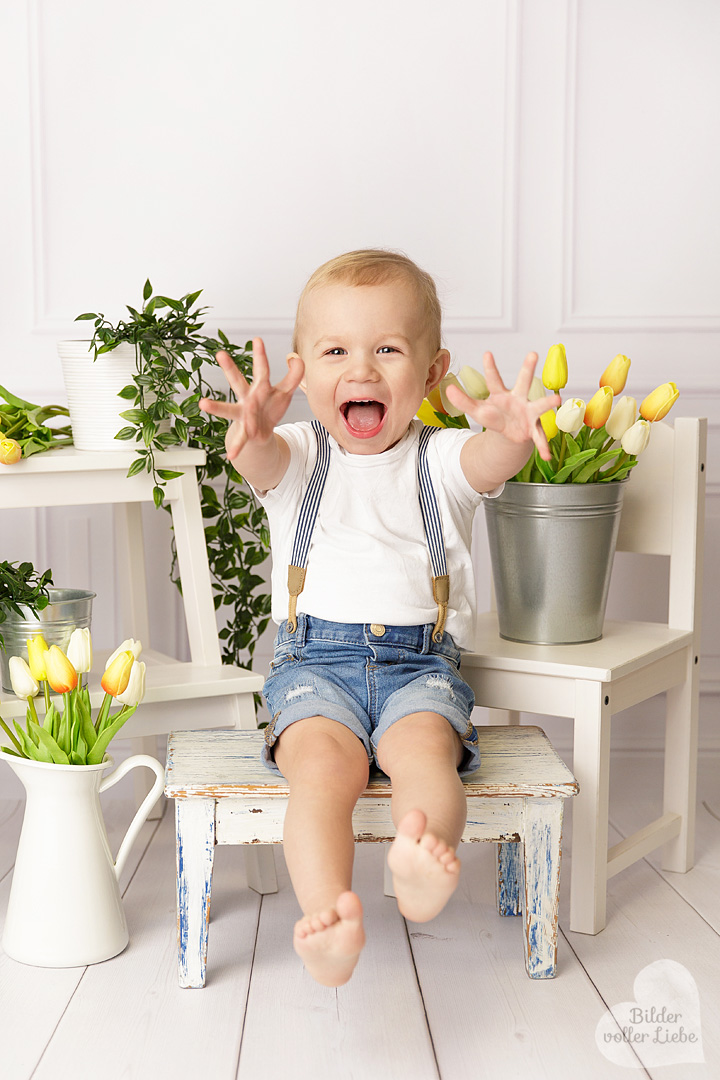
left=58, top=341, right=138, bottom=451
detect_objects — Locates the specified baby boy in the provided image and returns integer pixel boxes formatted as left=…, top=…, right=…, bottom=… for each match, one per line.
left=200, top=250, right=558, bottom=987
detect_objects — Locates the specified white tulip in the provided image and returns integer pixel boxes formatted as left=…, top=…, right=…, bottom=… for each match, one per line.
left=117, top=660, right=146, bottom=706
left=605, top=395, right=637, bottom=441
left=556, top=398, right=586, bottom=436
left=458, top=366, right=489, bottom=401
left=527, top=376, right=546, bottom=402
left=621, top=418, right=651, bottom=456
left=105, top=638, right=143, bottom=670
left=67, top=627, right=93, bottom=674
left=438, top=374, right=466, bottom=417
left=9, top=655, right=39, bottom=700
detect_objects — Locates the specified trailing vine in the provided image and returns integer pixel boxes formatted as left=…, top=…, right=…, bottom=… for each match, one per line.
left=76, top=283, right=271, bottom=669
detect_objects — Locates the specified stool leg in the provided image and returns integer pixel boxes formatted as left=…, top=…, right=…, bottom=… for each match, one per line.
left=245, top=847, right=278, bottom=895
left=521, top=798, right=564, bottom=979
left=496, top=842, right=522, bottom=916
left=176, top=798, right=215, bottom=988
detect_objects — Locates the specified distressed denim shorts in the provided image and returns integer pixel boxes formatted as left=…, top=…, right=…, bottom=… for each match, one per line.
left=261, top=614, right=479, bottom=776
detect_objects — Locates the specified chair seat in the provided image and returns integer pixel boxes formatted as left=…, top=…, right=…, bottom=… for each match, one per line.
left=463, top=613, right=692, bottom=682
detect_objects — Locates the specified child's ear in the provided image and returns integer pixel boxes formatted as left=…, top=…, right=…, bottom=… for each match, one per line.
left=425, top=349, right=451, bottom=394
left=287, top=352, right=307, bottom=393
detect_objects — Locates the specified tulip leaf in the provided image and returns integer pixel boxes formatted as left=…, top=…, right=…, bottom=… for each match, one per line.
left=551, top=449, right=598, bottom=483
left=565, top=433, right=582, bottom=458
left=87, top=705, right=137, bottom=765
left=25, top=722, right=54, bottom=763
left=30, top=721, right=70, bottom=764
left=13, top=720, right=37, bottom=759
left=574, top=448, right=625, bottom=483
left=533, top=448, right=555, bottom=483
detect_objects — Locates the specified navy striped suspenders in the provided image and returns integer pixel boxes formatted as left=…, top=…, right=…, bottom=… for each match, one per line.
left=286, top=420, right=331, bottom=632
left=417, top=425, right=451, bottom=641
left=286, top=423, right=449, bottom=641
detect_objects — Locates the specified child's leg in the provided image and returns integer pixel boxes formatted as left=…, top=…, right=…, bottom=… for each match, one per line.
left=375, top=712, right=467, bottom=922
left=273, top=716, right=370, bottom=986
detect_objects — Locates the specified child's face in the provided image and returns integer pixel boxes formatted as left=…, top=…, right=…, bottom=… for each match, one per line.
left=291, top=279, right=449, bottom=455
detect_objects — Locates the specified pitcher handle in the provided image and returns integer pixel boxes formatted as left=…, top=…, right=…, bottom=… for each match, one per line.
left=99, top=754, right=165, bottom=879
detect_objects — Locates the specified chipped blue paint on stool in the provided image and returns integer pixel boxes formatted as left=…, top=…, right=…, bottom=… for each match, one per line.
left=164, top=726, right=578, bottom=987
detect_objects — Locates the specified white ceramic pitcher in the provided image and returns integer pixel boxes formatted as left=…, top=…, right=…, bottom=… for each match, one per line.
left=2, top=752, right=164, bottom=967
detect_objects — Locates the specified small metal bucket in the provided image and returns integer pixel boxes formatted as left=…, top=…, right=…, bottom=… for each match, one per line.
left=484, top=481, right=627, bottom=645
left=0, top=588, right=95, bottom=693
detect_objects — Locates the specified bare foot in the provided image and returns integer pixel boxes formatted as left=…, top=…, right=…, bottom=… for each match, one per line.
left=293, top=890, right=365, bottom=987
left=388, top=809, right=461, bottom=922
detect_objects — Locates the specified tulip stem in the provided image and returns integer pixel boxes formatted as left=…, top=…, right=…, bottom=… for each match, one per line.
left=601, top=451, right=631, bottom=480
left=0, top=717, right=23, bottom=754
left=557, top=433, right=567, bottom=471
left=43, top=680, right=51, bottom=713
left=27, top=697, right=40, bottom=728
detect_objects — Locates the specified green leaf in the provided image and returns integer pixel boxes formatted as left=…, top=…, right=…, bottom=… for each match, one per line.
left=117, top=385, right=138, bottom=400
left=574, top=448, right=624, bottom=484
left=75, top=312, right=97, bottom=321
left=143, top=280, right=153, bottom=301
left=157, top=469, right=183, bottom=480
left=551, top=449, right=597, bottom=483
left=119, top=408, right=147, bottom=424
left=533, top=448, right=555, bottom=482
left=87, top=706, right=138, bottom=765
left=153, top=485, right=164, bottom=508
left=126, top=457, right=146, bottom=478
left=31, top=722, right=70, bottom=764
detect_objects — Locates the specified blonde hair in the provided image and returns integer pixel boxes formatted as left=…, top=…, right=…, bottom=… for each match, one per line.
left=292, top=249, right=443, bottom=354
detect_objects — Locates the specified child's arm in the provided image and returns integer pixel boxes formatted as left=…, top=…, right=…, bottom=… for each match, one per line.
left=199, top=337, right=304, bottom=492
left=444, top=351, right=561, bottom=494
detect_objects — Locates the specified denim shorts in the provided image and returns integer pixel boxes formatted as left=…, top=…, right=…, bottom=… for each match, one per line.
left=261, top=614, right=479, bottom=776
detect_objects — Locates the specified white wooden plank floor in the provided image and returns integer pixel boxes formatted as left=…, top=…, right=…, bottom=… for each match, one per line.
left=1, top=750, right=718, bottom=1080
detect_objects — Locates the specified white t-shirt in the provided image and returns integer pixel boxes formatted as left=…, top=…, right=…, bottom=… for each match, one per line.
left=256, top=419, right=500, bottom=651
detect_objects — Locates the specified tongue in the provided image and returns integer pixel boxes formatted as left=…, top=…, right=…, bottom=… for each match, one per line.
left=345, top=401, right=384, bottom=432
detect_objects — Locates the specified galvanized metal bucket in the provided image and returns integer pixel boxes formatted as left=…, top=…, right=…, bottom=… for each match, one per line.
left=484, top=481, right=627, bottom=645
left=0, top=588, right=95, bottom=693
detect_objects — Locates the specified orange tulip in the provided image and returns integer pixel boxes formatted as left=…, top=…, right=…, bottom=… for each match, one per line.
left=599, top=354, right=631, bottom=395
left=44, top=645, right=78, bottom=694
left=584, top=386, right=614, bottom=429
left=101, top=650, right=133, bottom=697
left=639, top=382, right=679, bottom=422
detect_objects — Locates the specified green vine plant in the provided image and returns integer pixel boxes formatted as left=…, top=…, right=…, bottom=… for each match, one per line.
left=76, top=283, right=271, bottom=671
left=0, top=561, right=54, bottom=650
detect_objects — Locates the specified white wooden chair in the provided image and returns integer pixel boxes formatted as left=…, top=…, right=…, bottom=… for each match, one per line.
left=165, top=726, right=578, bottom=987
left=461, top=417, right=707, bottom=935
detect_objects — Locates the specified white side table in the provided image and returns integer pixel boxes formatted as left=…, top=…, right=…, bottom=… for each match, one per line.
left=0, top=449, right=269, bottom=844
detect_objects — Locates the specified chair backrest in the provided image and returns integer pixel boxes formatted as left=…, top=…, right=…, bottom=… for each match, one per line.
left=615, top=417, right=706, bottom=633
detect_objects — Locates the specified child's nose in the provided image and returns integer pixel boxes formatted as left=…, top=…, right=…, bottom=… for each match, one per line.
left=344, top=350, right=379, bottom=382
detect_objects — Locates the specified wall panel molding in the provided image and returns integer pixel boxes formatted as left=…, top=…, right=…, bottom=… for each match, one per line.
left=560, top=0, right=720, bottom=333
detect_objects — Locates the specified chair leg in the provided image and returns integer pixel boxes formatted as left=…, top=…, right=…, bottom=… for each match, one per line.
left=522, top=798, right=564, bottom=979
left=496, top=842, right=522, bottom=915
left=488, top=709, right=521, bottom=726
left=569, top=684, right=611, bottom=935
left=662, top=652, right=699, bottom=873
left=245, top=847, right=278, bottom=894
left=175, top=798, right=215, bottom=988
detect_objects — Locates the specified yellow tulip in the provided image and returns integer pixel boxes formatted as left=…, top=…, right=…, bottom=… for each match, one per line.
left=541, top=344, right=568, bottom=391
left=101, top=651, right=134, bottom=697
left=584, top=386, right=614, bottom=430
left=0, top=439, right=22, bottom=465
left=540, top=409, right=558, bottom=440
left=458, top=365, right=489, bottom=400
left=27, top=635, right=50, bottom=681
left=599, top=354, right=631, bottom=395
left=44, top=645, right=78, bottom=694
left=416, top=399, right=445, bottom=428
left=426, top=386, right=446, bottom=414
left=640, top=382, right=679, bottom=422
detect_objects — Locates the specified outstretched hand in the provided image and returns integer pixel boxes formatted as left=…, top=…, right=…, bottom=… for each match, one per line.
left=445, top=351, right=560, bottom=461
left=199, top=338, right=304, bottom=460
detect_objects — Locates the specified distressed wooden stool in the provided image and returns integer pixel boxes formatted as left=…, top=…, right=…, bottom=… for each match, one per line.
left=164, top=726, right=578, bottom=987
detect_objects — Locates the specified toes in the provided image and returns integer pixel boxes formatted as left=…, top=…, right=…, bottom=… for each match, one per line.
left=336, top=890, right=363, bottom=922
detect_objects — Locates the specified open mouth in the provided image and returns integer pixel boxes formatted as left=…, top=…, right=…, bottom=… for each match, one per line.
left=340, top=399, right=388, bottom=438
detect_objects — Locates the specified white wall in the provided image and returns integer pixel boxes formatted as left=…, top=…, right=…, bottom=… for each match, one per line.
left=1, top=0, right=718, bottom=751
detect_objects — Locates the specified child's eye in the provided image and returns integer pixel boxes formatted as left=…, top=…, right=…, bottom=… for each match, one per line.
left=378, top=346, right=399, bottom=354
left=325, top=347, right=346, bottom=356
